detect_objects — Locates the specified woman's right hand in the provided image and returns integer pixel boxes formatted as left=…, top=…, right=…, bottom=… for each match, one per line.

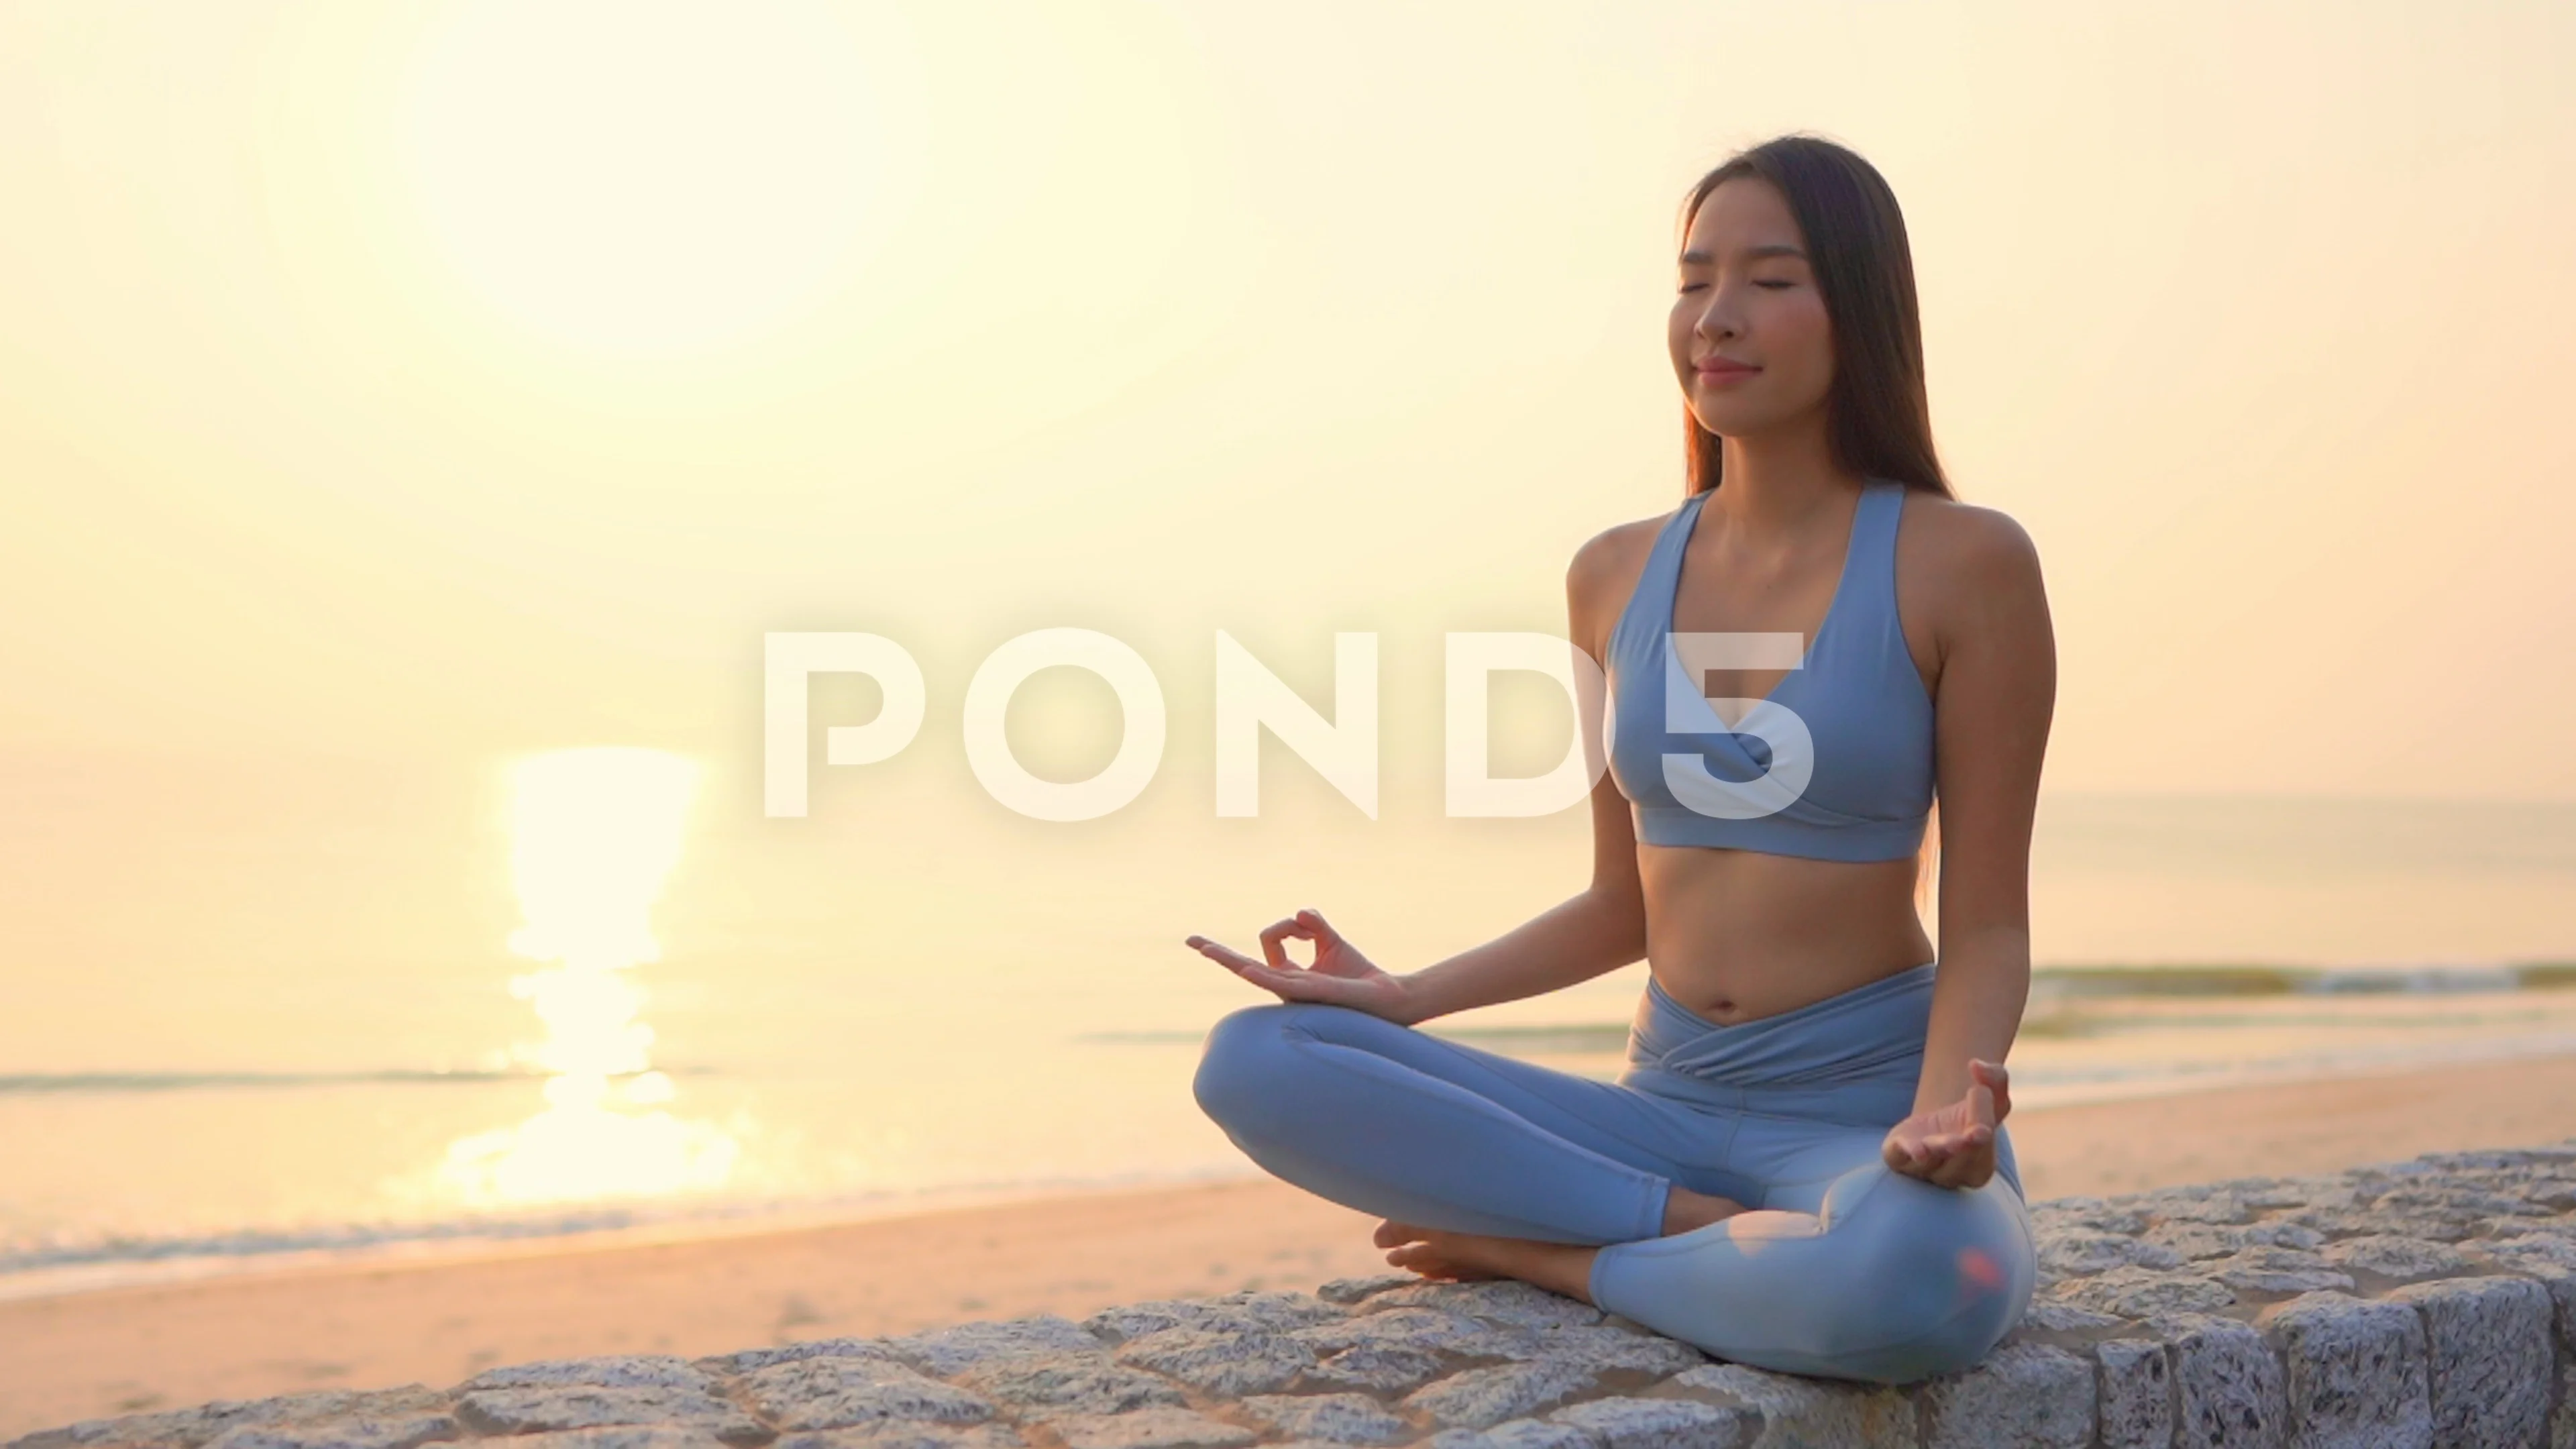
left=1185, top=908, right=1419, bottom=1024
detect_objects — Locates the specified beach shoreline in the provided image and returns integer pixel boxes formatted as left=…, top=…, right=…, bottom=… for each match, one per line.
left=11, top=1049, right=2576, bottom=1437
left=0, top=1169, right=1274, bottom=1308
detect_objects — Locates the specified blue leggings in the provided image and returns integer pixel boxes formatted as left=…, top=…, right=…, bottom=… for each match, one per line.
left=1191, top=961, right=2036, bottom=1385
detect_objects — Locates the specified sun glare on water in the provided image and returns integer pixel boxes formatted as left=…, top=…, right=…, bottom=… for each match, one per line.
left=437, top=747, right=739, bottom=1206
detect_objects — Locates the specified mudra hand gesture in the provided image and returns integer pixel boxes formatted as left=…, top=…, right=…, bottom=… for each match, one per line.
left=1881, top=1058, right=2010, bottom=1189
left=1186, top=908, right=1415, bottom=1024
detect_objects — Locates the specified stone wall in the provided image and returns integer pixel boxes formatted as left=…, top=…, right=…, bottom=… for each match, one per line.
left=13, top=1141, right=2576, bottom=1449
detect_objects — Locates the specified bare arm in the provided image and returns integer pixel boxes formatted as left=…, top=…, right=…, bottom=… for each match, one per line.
left=1882, top=507, right=2056, bottom=1188
left=1393, top=530, right=1652, bottom=1024
left=1191, top=528, right=1654, bottom=1022
left=1391, top=783, right=1648, bottom=1024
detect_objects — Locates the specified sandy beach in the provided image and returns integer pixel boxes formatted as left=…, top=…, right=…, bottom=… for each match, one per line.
left=7, top=1052, right=2576, bottom=1438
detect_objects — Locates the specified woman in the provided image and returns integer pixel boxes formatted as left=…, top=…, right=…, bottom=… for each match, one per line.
left=1184, top=133, right=2054, bottom=1386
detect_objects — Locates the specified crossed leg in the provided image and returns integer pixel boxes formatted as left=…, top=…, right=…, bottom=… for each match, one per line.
left=1191, top=1001, right=1756, bottom=1245
left=1192, top=1000, right=2037, bottom=1384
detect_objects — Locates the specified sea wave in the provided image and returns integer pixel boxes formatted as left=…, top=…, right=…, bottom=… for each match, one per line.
left=0, top=1203, right=659, bottom=1277
left=2029, top=960, right=2576, bottom=998
left=0, top=1165, right=1258, bottom=1301
left=0, top=1066, right=720, bottom=1095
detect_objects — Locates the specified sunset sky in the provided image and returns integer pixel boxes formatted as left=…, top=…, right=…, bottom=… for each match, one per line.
left=3, top=0, right=2569, bottom=800
left=1, top=3, right=2572, bottom=1075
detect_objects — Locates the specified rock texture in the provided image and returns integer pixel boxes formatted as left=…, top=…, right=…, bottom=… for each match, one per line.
left=15, top=1142, right=2576, bottom=1449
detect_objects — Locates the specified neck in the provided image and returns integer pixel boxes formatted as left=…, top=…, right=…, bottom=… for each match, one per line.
left=1711, top=425, right=1867, bottom=537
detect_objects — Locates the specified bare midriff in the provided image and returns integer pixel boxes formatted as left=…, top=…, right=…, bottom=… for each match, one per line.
left=1640, top=844, right=1935, bottom=1026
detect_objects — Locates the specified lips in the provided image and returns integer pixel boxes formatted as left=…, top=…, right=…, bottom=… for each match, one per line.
left=1697, top=360, right=1759, bottom=378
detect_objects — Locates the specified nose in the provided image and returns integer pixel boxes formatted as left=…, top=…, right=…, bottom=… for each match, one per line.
left=1693, top=290, right=1743, bottom=344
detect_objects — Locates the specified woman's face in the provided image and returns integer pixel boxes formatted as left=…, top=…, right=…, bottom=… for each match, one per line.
left=1667, top=176, right=1835, bottom=439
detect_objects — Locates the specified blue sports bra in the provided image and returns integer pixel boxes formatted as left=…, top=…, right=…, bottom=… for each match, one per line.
left=1603, top=479, right=1935, bottom=861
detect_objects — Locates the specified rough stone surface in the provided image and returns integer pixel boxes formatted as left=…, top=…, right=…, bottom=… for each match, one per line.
left=1915, top=1342, right=2093, bottom=1448
left=2161, top=1311, right=2287, bottom=1449
left=1358, top=1283, right=1601, bottom=1334
left=1290, top=1310, right=1523, bottom=1364
left=1499, top=1325, right=1704, bottom=1380
left=453, top=1387, right=765, bottom=1445
left=774, top=1428, right=1022, bottom=1449
left=2043, top=1229, right=2186, bottom=1275
left=1299, top=1347, right=1446, bottom=1397
left=13, top=1391, right=455, bottom=1449
left=885, top=1320, right=1104, bottom=1379
left=1416, top=1424, right=1589, bottom=1449
left=2051, top=1264, right=2239, bottom=1318
left=2320, top=1234, right=2473, bottom=1283
left=484, top=1433, right=727, bottom=1449
left=951, top=1354, right=1183, bottom=1417
left=15, top=1142, right=2576, bottom=1449
left=738, top=1357, right=994, bottom=1432
left=2092, top=1338, right=2172, bottom=1449
left=703, top=1344, right=904, bottom=1379
left=1672, top=1362, right=1911, bottom=1446
left=1400, top=1362, right=1597, bottom=1432
left=1040, top=1407, right=1254, bottom=1449
left=2388, top=1275, right=2555, bottom=1449
left=2016, top=1300, right=2125, bottom=1334
left=197, top=1415, right=458, bottom=1449
left=2257, top=1292, right=2429, bottom=1449
left=462, top=1360, right=717, bottom=1395
left=1234, top=1395, right=1407, bottom=1446
left=1111, top=1332, right=1313, bottom=1397
left=1542, top=1395, right=1746, bottom=1448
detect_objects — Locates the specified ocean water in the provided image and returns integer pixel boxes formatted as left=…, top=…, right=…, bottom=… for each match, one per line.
left=2, top=755, right=2571, bottom=1299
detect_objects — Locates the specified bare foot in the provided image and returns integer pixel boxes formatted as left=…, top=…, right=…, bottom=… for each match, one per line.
left=1662, top=1186, right=1748, bottom=1236
left=1372, top=1220, right=1600, bottom=1301
left=1372, top=1219, right=1511, bottom=1281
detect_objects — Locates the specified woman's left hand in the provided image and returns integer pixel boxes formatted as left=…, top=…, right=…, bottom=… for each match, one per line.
left=1881, top=1059, right=2010, bottom=1189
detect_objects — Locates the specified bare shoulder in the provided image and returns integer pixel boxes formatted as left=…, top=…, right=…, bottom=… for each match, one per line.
left=1900, top=492, right=2049, bottom=633
left=1893, top=490, right=2051, bottom=692
left=1565, top=509, right=1672, bottom=659
left=1566, top=512, right=1666, bottom=596
left=1901, top=490, right=2044, bottom=583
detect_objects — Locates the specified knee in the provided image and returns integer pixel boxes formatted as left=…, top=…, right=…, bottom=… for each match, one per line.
left=1835, top=1171, right=2035, bottom=1381
left=1191, top=1002, right=1322, bottom=1132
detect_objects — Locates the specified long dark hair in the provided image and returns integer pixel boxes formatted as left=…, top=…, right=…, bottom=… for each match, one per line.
left=1676, top=134, right=1955, bottom=504
left=1676, top=135, right=1955, bottom=906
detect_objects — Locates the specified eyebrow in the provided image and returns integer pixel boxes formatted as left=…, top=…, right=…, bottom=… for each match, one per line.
left=1678, top=244, right=1807, bottom=264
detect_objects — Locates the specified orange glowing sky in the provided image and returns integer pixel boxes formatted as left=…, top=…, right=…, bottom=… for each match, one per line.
left=1, top=5, right=2573, bottom=1079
